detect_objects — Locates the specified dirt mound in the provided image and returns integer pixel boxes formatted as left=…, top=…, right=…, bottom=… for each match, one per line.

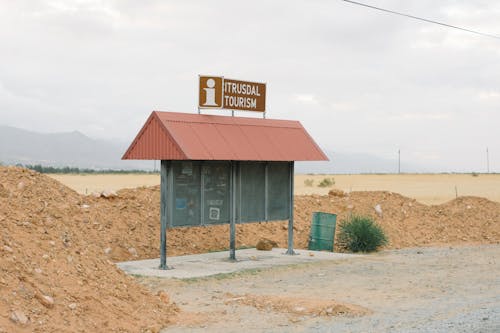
left=327, top=189, right=346, bottom=198
left=224, top=293, right=369, bottom=319
left=0, top=167, right=177, bottom=332
left=85, top=186, right=500, bottom=260
left=52, top=182, right=500, bottom=262
left=256, top=238, right=279, bottom=251
left=72, top=185, right=291, bottom=261
left=295, top=191, right=499, bottom=250
left=88, top=187, right=499, bottom=260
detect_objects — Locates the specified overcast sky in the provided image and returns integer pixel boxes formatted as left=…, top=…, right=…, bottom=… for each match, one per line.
left=1, top=0, right=499, bottom=172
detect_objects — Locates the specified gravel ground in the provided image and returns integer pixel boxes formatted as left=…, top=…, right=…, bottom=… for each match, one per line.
left=139, top=244, right=500, bottom=333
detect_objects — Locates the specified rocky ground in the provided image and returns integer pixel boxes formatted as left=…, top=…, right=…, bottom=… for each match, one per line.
left=0, top=167, right=177, bottom=333
left=150, top=245, right=500, bottom=332
left=1, top=166, right=499, bottom=332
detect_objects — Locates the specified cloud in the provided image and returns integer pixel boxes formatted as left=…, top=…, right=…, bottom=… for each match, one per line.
left=478, top=91, right=500, bottom=100
left=411, top=151, right=441, bottom=161
left=293, top=94, right=319, bottom=105
left=1, top=0, right=500, bottom=171
left=391, top=113, right=452, bottom=121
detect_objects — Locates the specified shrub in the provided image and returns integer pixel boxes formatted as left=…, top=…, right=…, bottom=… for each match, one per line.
left=338, top=215, right=387, bottom=252
left=471, top=172, right=479, bottom=177
left=304, top=179, right=314, bottom=187
left=317, top=177, right=335, bottom=187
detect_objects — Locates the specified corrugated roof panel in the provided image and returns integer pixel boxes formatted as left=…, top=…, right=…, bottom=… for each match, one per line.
left=238, top=126, right=282, bottom=161
left=213, top=124, right=257, bottom=160
left=163, top=122, right=210, bottom=159
left=267, top=126, right=325, bottom=161
left=122, top=113, right=186, bottom=160
left=188, top=123, right=235, bottom=160
left=123, top=111, right=328, bottom=161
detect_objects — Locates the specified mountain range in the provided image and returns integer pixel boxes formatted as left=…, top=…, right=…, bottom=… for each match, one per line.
left=0, top=125, right=421, bottom=173
left=0, top=125, right=152, bottom=170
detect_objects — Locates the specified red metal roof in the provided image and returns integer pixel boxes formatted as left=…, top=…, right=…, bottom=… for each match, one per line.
left=122, top=111, right=328, bottom=161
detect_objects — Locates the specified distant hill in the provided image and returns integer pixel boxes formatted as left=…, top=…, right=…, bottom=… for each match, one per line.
left=0, top=125, right=426, bottom=173
left=0, top=125, right=152, bottom=170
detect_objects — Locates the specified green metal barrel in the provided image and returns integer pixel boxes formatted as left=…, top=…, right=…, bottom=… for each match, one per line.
left=308, top=212, right=337, bottom=251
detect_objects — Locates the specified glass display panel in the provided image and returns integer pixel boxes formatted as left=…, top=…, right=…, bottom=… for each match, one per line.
left=202, top=162, right=230, bottom=225
left=239, top=162, right=266, bottom=222
left=267, top=162, right=290, bottom=220
left=167, top=160, right=291, bottom=228
left=172, top=162, right=201, bottom=227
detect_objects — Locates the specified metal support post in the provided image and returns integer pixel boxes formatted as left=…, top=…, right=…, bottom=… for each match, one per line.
left=264, top=162, right=268, bottom=221
left=286, top=161, right=297, bottom=255
left=229, top=161, right=237, bottom=261
left=159, top=160, right=171, bottom=269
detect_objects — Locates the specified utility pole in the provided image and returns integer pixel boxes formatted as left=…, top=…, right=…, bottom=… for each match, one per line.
left=486, top=147, right=490, bottom=173
left=398, top=149, right=401, bottom=174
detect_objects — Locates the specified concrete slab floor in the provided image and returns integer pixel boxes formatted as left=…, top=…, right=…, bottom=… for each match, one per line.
left=116, top=248, right=362, bottom=279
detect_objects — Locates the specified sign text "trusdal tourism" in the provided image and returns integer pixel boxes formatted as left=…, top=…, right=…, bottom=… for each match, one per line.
left=198, top=76, right=266, bottom=112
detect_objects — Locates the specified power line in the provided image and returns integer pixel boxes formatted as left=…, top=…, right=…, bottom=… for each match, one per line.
left=341, top=0, right=500, bottom=40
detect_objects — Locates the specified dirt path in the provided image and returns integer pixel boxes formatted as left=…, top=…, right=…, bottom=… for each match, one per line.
left=138, top=245, right=500, bottom=333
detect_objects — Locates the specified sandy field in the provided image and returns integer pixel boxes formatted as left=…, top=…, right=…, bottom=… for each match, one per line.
left=296, top=173, right=500, bottom=204
left=49, top=173, right=500, bottom=204
left=48, top=173, right=160, bottom=195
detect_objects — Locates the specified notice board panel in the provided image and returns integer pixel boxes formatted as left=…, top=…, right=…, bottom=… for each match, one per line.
left=172, top=162, right=201, bottom=227
left=202, top=162, right=230, bottom=225
left=267, top=162, right=290, bottom=220
left=167, top=161, right=291, bottom=228
left=239, top=162, right=266, bottom=223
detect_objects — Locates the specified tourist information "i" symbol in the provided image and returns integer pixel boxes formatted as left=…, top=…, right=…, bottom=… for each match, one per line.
left=199, top=76, right=223, bottom=108
left=203, top=79, right=217, bottom=106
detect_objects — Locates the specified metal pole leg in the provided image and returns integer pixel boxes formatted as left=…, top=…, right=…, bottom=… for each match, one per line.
left=286, top=161, right=297, bottom=255
left=229, top=161, right=237, bottom=261
left=159, top=160, right=171, bottom=269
